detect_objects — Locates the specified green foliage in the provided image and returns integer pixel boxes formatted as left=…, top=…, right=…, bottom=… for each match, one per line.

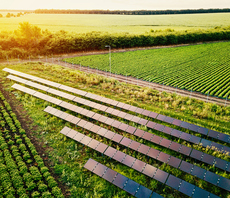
left=38, top=183, right=48, bottom=192
left=31, top=191, right=40, bottom=198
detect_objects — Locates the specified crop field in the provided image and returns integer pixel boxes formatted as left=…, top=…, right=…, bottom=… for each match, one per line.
left=64, top=41, right=230, bottom=99
left=0, top=91, right=64, bottom=197
left=0, top=13, right=230, bottom=33
left=0, top=62, right=230, bottom=198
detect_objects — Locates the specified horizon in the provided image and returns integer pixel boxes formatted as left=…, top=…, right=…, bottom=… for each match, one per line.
left=0, top=0, right=229, bottom=11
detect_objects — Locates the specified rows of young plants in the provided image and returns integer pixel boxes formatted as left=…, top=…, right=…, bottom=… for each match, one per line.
left=0, top=91, right=64, bottom=198
left=64, top=41, right=230, bottom=99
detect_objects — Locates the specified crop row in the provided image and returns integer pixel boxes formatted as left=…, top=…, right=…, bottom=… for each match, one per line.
left=65, top=41, right=230, bottom=99
left=0, top=92, right=64, bottom=198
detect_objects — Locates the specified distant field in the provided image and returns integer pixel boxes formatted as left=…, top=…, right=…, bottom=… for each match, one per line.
left=0, top=13, right=230, bottom=34
left=64, top=42, right=230, bottom=99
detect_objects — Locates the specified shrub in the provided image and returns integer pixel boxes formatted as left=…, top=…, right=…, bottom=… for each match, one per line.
left=31, top=191, right=40, bottom=198
left=38, top=183, right=48, bottom=192
left=52, top=186, right=64, bottom=197
left=46, top=176, right=58, bottom=188
left=42, top=191, right=53, bottom=198
left=29, top=166, right=42, bottom=181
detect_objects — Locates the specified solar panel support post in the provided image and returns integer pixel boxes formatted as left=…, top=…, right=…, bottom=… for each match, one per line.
left=190, top=88, right=193, bottom=99
left=225, top=95, right=228, bottom=107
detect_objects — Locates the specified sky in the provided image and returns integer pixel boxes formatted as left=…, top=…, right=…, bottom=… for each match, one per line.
left=0, top=0, right=229, bottom=10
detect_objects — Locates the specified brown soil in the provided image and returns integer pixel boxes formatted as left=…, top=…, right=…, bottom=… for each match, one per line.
left=0, top=82, right=70, bottom=197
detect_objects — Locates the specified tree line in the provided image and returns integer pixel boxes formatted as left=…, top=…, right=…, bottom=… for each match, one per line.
left=34, top=8, right=230, bottom=15
left=0, top=22, right=230, bottom=60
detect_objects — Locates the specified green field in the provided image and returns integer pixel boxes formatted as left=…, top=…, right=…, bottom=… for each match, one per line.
left=64, top=41, right=230, bottom=99
left=0, top=13, right=230, bottom=34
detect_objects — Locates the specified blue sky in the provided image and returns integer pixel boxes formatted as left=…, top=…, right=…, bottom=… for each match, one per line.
left=0, top=0, right=229, bottom=10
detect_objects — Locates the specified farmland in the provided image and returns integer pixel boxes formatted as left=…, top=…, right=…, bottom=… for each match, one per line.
left=0, top=90, right=64, bottom=197
left=0, top=13, right=230, bottom=33
left=64, top=41, right=230, bottom=99
left=0, top=62, right=230, bottom=197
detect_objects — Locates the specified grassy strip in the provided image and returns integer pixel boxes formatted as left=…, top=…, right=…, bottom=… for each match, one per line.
left=0, top=62, right=229, bottom=197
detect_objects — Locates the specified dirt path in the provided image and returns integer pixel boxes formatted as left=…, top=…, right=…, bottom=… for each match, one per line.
left=1, top=41, right=229, bottom=106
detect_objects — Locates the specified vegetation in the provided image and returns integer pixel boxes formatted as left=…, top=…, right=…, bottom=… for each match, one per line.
left=0, top=89, right=64, bottom=197
left=0, top=62, right=230, bottom=197
left=34, top=8, right=230, bottom=15
left=0, top=22, right=230, bottom=60
left=64, top=41, right=230, bottom=100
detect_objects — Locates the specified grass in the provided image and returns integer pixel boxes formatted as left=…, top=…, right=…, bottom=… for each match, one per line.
left=0, top=13, right=230, bottom=34
left=64, top=41, right=230, bottom=99
left=0, top=62, right=230, bottom=197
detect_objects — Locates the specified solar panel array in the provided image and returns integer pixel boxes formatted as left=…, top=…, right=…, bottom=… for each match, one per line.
left=6, top=74, right=230, bottom=157
left=4, top=68, right=229, bottom=196
left=60, top=126, right=220, bottom=198
left=3, top=68, right=230, bottom=145
left=11, top=83, right=230, bottom=174
left=84, top=158, right=163, bottom=198
left=44, top=106, right=230, bottom=192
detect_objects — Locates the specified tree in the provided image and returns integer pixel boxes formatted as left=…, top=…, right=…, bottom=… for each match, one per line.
left=6, top=13, right=11, bottom=18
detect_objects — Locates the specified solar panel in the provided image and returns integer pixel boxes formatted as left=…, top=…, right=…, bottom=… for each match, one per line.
left=102, top=168, right=117, bottom=182
left=118, top=123, right=129, bottom=131
left=73, top=133, right=85, bottom=142
left=88, top=139, right=100, bottom=149
left=84, top=158, right=98, bottom=171
left=170, top=129, right=182, bottom=138
left=134, top=129, right=145, bottom=138
left=142, top=110, right=151, bottom=117
left=98, top=115, right=108, bottom=123
left=202, top=154, right=215, bottom=165
left=214, top=158, right=228, bottom=170
left=66, top=129, right=78, bottom=139
left=65, top=114, right=75, bottom=122
left=60, top=126, right=72, bottom=135
left=120, top=137, right=132, bottom=147
left=111, top=109, right=120, bottom=116
left=95, top=143, right=108, bottom=153
left=211, top=142, right=223, bottom=151
left=129, top=141, right=141, bottom=150
left=142, top=132, right=154, bottom=141
left=80, top=136, right=92, bottom=146
left=167, top=156, right=181, bottom=168
left=132, top=159, right=146, bottom=172
left=169, top=142, right=181, bottom=152
left=218, top=176, right=230, bottom=191
left=189, top=135, right=201, bottom=144
left=111, top=134, right=123, bottom=143
left=113, top=151, right=126, bottom=162
left=124, top=113, right=134, bottom=121
left=104, top=117, right=115, bottom=125
left=204, top=171, right=219, bottom=185
left=142, top=164, right=157, bottom=178
left=97, top=128, right=108, bottom=136
left=104, top=131, right=115, bottom=140
left=154, top=124, right=165, bottom=132
left=70, top=117, right=81, bottom=125
left=146, top=121, right=156, bottom=129
left=191, top=165, right=206, bottom=179
left=200, top=139, right=212, bottom=148
left=125, top=126, right=136, bottom=134
left=188, top=124, right=199, bottom=132
left=123, top=179, right=140, bottom=195
left=162, top=126, right=172, bottom=135
left=208, top=130, right=219, bottom=139
left=113, top=174, right=128, bottom=189
left=138, top=144, right=150, bottom=155
left=179, top=161, right=193, bottom=174
left=135, top=185, right=152, bottom=198
left=153, top=169, right=168, bottom=184
left=156, top=114, right=166, bottom=121
left=179, top=145, right=192, bottom=156
left=192, top=187, right=210, bottom=198
left=104, top=147, right=117, bottom=158
left=178, top=181, right=195, bottom=197
left=160, top=139, right=171, bottom=148
left=148, top=112, right=158, bottom=119
left=131, top=116, right=141, bottom=123
left=138, top=118, right=148, bottom=125
left=157, top=153, right=170, bottom=163
left=122, top=155, right=136, bottom=167
left=117, top=111, right=127, bottom=119
left=165, top=175, right=181, bottom=190
left=180, top=132, right=191, bottom=141
left=172, top=119, right=182, bottom=126
left=150, top=192, right=164, bottom=198
left=147, top=148, right=160, bottom=159
left=198, top=127, right=209, bottom=135
left=151, top=136, right=163, bottom=145
left=77, top=119, right=88, bottom=128
left=116, top=102, right=125, bottom=109
left=163, top=116, right=174, bottom=124
left=180, top=121, right=190, bottom=129
left=93, top=163, right=108, bottom=177
left=111, top=120, right=121, bottom=128
left=218, top=133, right=229, bottom=142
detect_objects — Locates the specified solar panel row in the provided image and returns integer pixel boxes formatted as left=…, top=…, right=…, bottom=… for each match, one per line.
left=59, top=126, right=220, bottom=198
left=4, top=68, right=229, bottom=145
left=11, top=83, right=230, bottom=175
left=45, top=106, right=230, bottom=192
left=84, top=158, right=163, bottom=198
left=7, top=74, right=230, bottom=156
